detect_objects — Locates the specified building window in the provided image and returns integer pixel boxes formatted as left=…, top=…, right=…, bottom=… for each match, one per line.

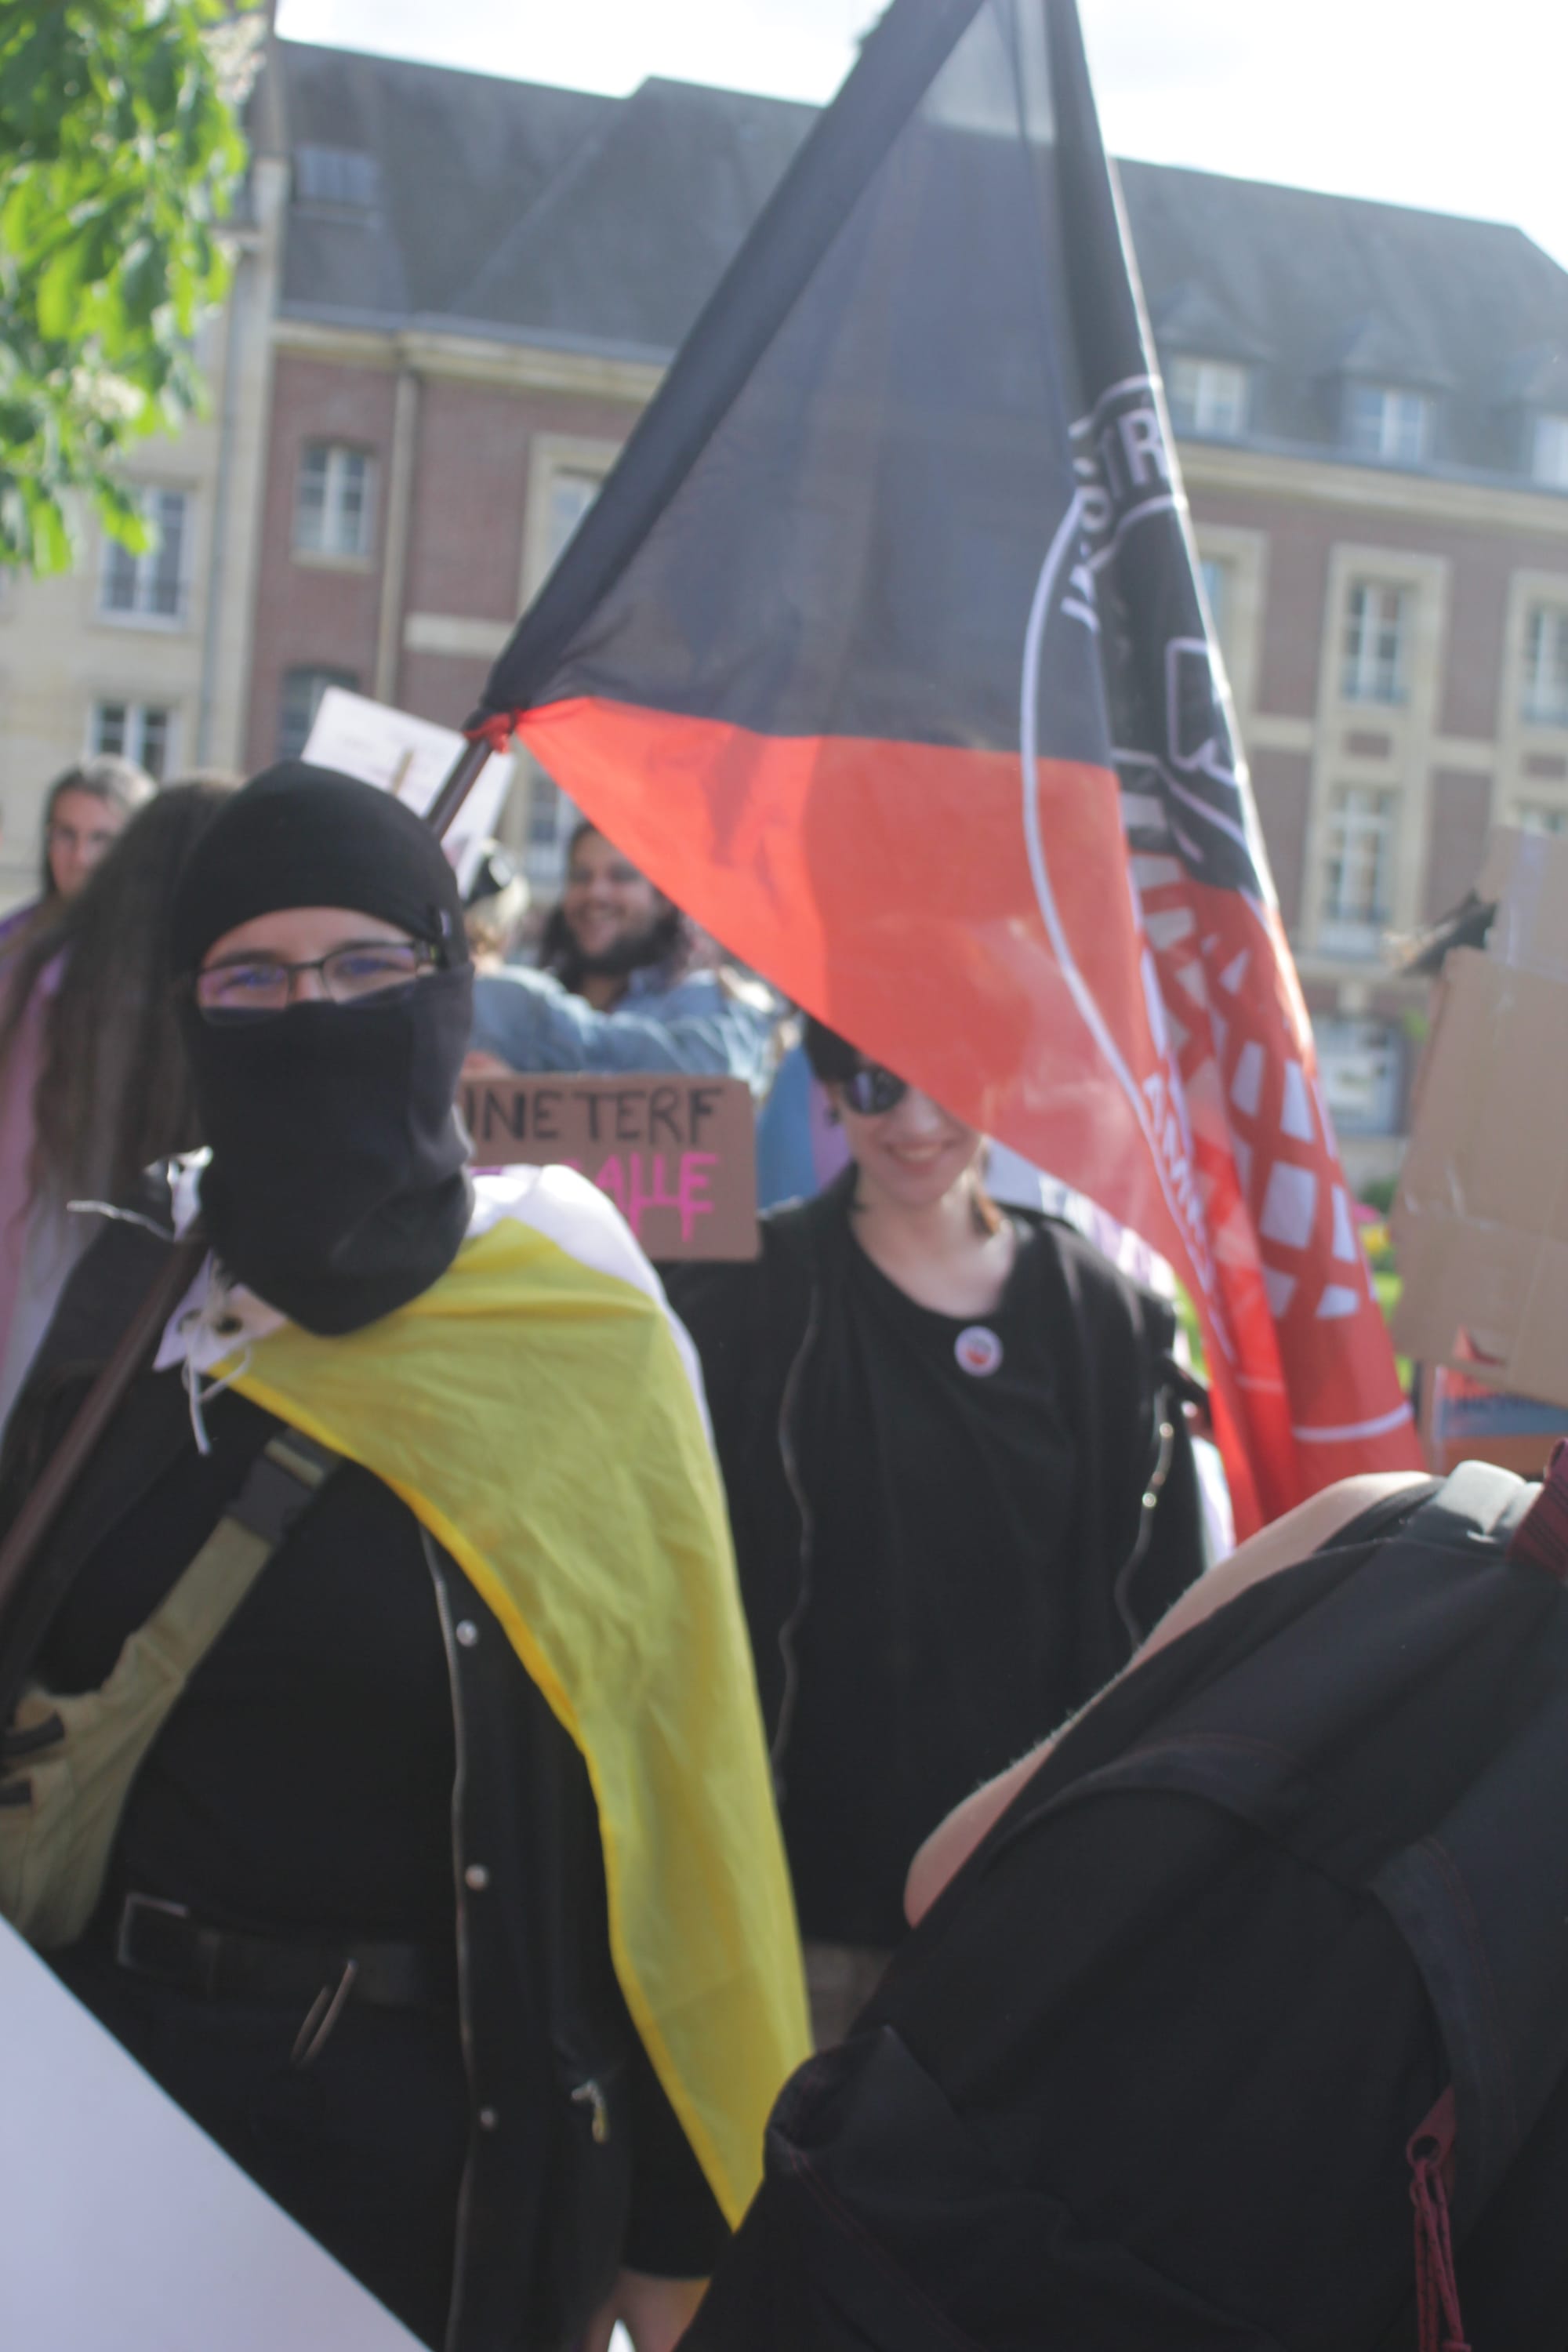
left=99, top=488, right=189, bottom=623
left=1314, top=1016, right=1402, bottom=1136
left=1321, top=786, right=1397, bottom=954
left=1522, top=605, right=1568, bottom=727
left=1341, top=581, right=1409, bottom=705
left=91, top=699, right=174, bottom=780
left=278, top=666, right=357, bottom=762
left=1533, top=414, right=1568, bottom=489
left=1514, top=800, right=1568, bottom=836
left=294, top=145, right=381, bottom=210
left=1167, top=357, right=1249, bottom=440
left=293, top=444, right=376, bottom=561
left=1345, top=383, right=1430, bottom=466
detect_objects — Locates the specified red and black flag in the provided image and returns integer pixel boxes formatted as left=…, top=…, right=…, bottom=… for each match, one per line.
left=468, top=0, right=1418, bottom=1532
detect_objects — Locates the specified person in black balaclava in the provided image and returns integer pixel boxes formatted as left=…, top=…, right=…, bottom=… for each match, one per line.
left=0, top=763, right=801, bottom=2352
left=169, top=761, right=475, bottom=1335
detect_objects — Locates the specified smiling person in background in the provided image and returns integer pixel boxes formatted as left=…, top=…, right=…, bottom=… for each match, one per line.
left=666, top=1015, right=1208, bottom=2048
left=468, top=821, right=781, bottom=1090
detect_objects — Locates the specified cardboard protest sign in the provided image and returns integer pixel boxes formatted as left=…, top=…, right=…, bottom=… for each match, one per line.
left=303, top=687, right=513, bottom=894
left=461, top=1073, right=758, bottom=1260
left=0, top=1915, right=419, bottom=2349
left=1393, top=826, right=1568, bottom=1417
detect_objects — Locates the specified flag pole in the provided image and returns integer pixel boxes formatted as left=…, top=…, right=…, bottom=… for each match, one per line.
left=426, top=735, right=493, bottom=840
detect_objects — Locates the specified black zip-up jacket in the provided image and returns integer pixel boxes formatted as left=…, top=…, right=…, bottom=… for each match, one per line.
left=667, top=1171, right=1208, bottom=1759
left=0, top=1186, right=726, bottom=2350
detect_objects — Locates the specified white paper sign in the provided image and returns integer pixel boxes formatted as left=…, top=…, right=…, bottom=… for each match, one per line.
left=303, top=687, right=514, bottom=895
left=0, top=1916, right=420, bottom=2349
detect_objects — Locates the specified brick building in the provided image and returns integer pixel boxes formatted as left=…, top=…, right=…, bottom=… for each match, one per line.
left=8, top=37, right=1568, bottom=1178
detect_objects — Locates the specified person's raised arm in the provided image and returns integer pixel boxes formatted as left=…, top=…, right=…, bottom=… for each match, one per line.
left=470, top=967, right=777, bottom=1091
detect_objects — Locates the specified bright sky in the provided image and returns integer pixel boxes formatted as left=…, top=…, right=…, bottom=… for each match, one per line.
left=275, top=0, right=1568, bottom=271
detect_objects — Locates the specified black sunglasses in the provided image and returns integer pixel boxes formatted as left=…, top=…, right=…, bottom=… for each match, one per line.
left=840, top=1063, right=909, bottom=1116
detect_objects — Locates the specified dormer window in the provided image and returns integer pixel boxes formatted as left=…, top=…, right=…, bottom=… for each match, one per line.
left=1167, top=357, right=1249, bottom=439
left=1345, top=383, right=1430, bottom=466
left=294, top=145, right=381, bottom=212
left=1533, top=413, right=1568, bottom=488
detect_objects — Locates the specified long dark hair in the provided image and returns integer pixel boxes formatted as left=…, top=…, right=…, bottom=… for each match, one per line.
left=0, top=779, right=234, bottom=1206
left=539, top=820, right=695, bottom=995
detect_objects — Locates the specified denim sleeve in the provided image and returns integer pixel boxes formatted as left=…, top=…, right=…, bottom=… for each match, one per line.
left=470, top=968, right=777, bottom=1091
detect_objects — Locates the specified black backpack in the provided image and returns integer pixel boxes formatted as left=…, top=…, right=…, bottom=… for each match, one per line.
left=688, top=1460, right=1568, bottom=2352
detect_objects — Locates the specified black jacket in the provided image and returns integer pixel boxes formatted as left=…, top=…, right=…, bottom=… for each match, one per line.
left=668, top=1171, right=1207, bottom=1758
left=0, top=1185, right=725, bottom=2350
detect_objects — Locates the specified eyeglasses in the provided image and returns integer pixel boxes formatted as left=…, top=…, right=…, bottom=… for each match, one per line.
left=194, top=941, right=439, bottom=1023
left=840, top=1063, right=909, bottom=1116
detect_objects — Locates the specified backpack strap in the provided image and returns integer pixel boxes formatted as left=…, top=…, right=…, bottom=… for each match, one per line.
left=1506, top=1439, right=1568, bottom=1581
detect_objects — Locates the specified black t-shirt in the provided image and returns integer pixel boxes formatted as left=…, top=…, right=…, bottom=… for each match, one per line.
left=779, top=1218, right=1080, bottom=1946
left=38, top=1388, right=457, bottom=1944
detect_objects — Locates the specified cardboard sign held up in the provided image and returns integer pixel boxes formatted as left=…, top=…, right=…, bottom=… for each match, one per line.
left=461, top=1073, right=758, bottom=1261
left=1393, top=826, right=1568, bottom=1414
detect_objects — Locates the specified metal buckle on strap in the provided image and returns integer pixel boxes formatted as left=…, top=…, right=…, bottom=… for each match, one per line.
left=114, top=1893, right=221, bottom=1994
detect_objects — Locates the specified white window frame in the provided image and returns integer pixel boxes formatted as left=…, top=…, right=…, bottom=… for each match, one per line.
left=1167, top=356, right=1249, bottom=440
left=1533, top=413, right=1568, bottom=490
left=1320, top=785, right=1398, bottom=956
left=1522, top=604, right=1568, bottom=728
left=1341, top=580, right=1410, bottom=706
left=97, top=487, right=191, bottom=626
left=292, top=443, right=376, bottom=562
left=89, top=698, right=176, bottom=780
left=1345, top=383, right=1430, bottom=466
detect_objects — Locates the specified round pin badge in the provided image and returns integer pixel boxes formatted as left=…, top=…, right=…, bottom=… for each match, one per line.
left=954, top=1324, right=1004, bottom=1377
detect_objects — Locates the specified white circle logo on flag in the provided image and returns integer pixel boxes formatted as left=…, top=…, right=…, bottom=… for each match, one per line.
left=954, top=1325, right=1003, bottom=1377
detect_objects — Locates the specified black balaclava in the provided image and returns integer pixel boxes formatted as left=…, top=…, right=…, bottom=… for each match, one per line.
left=171, top=761, right=474, bottom=1336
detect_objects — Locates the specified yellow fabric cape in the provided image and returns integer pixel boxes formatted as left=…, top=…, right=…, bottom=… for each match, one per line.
left=224, top=1207, right=808, bottom=2226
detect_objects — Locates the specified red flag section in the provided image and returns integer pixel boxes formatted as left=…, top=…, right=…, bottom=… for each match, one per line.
left=477, top=0, right=1419, bottom=1532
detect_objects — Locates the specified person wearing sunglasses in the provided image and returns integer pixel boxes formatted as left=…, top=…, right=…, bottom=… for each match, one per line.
left=666, top=1015, right=1207, bottom=2049
left=0, top=763, right=807, bottom=2351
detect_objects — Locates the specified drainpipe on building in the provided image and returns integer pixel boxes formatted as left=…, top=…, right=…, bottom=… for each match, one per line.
left=374, top=367, right=421, bottom=705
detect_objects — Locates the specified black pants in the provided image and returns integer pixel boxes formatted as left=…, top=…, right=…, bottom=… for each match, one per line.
left=53, top=1944, right=470, bottom=2348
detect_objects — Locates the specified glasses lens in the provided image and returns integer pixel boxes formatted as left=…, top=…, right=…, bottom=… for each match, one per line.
left=196, top=960, right=289, bottom=1020
left=844, top=1065, right=908, bottom=1116
left=322, top=943, right=424, bottom=1004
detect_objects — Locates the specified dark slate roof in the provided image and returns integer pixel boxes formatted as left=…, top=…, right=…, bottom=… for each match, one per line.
left=274, top=39, right=1568, bottom=484
left=1117, top=161, right=1568, bottom=479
